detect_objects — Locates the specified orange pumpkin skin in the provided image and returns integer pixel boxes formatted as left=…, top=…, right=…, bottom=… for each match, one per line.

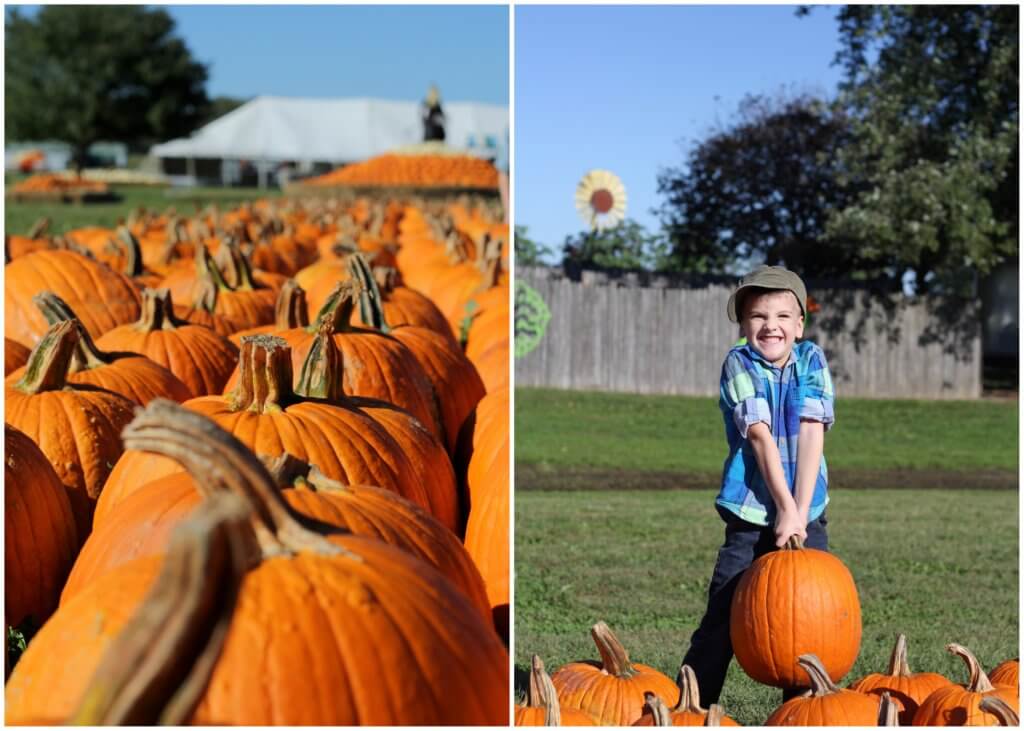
left=5, top=425, right=78, bottom=628
left=989, top=659, right=1019, bottom=691
left=515, top=706, right=597, bottom=726
left=730, top=542, right=862, bottom=688
left=173, top=304, right=243, bottom=337
left=6, top=537, right=510, bottom=726
left=5, top=338, right=30, bottom=374
left=848, top=634, right=954, bottom=725
left=765, top=688, right=879, bottom=725
left=471, top=337, right=510, bottom=394
left=912, top=683, right=1019, bottom=726
left=6, top=250, right=141, bottom=348
left=632, top=710, right=740, bottom=726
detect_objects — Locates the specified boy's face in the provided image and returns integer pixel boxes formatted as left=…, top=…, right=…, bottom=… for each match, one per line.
left=740, top=290, right=804, bottom=367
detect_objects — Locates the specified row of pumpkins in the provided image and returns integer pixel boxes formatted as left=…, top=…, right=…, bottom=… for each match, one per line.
left=4, top=192, right=511, bottom=724
left=517, top=543, right=1019, bottom=726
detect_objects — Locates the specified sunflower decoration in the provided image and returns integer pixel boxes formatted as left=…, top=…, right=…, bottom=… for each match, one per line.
left=575, top=169, right=627, bottom=232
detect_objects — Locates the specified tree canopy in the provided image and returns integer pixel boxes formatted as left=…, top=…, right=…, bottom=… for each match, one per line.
left=561, top=219, right=671, bottom=272
left=5, top=5, right=211, bottom=167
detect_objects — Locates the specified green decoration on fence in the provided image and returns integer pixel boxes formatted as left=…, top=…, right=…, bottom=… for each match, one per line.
left=515, top=281, right=551, bottom=358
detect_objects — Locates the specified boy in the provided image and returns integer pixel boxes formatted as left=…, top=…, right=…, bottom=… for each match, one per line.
left=682, top=265, right=835, bottom=704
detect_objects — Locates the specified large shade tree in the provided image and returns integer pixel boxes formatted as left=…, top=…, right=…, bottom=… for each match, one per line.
left=6, top=5, right=211, bottom=169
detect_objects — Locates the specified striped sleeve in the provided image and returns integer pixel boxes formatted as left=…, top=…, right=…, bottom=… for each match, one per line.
left=798, top=343, right=835, bottom=431
left=721, top=349, right=771, bottom=439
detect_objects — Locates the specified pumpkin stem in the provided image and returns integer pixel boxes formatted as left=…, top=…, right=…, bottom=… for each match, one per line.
left=641, top=691, right=672, bottom=726
left=704, top=704, right=726, bottom=727
left=347, top=253, right=391, bottom=333
left=13, top=319, right=79, bottom=394
left=33, top=291, right=115, bottom=372
left=28, top=216, right=51, bottom=239
left=373, top=266, right=401, bottom=295
left=784, top=535, right=805, bottom=550
left=525, top=655, right=562, bottom=726
left=979, top=696, right=1020, bottom=726
left=797, top=654, right=840, bottom=697
left=229, top=335, right=296, bottom=414
left=591, top=621, right=638, bottom=679
left=136, top=288, right=187, bottom=332
left=294, top=319, right=345, bottom=402
left=69, top=492, right=256, bottom=725
left=117, top=227, right=145, bottom=277
left=877, top=692, right=899, bottom=726
left=119, top=399, right=353, bottom=560
left=675, top=664, right=706, bottom=714
left=887, top=633, right=912, bottom=677
left=213, top=238, right=257, bottom=291
left=310, top=279, right=364, bottom=335
left=194, top=241, right=234, bottom=302
left=946, top=643, right=996, bottom=693
left=274, top=280, right=310, bottom=330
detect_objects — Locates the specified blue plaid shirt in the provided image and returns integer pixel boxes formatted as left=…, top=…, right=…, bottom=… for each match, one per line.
left=717, top=340, right=835, bottom=526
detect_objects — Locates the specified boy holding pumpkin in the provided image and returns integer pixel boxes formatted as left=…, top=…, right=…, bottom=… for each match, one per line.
left=682, top=265, right=835, bottom=704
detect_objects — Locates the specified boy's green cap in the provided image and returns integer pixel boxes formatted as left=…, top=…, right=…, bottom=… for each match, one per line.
left=727, top=265, right=807, bottom=323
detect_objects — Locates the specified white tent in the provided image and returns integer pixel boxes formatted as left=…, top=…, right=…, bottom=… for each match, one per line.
left=150, top=95, right=508, bottom=187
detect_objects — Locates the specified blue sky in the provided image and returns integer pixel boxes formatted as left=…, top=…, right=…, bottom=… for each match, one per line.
left=515, top=5, right=846, bottom=254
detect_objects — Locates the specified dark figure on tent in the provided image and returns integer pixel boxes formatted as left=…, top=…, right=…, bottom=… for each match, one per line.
left=422, top=84, right=446, bottom=142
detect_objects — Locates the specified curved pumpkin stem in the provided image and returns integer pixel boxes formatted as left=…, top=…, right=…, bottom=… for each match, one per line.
left=33, top=291, right=117, bottom=372
left=229, top=335, right=296, bottom=414
left=213, top=238, right=258, bottom=292
left=704, top=704, right=726, bottom=727
left=641, top=691, right=672, bottom=726
left=28, top=216, right=51, bottom=239
left=136, top=288, right=189, bottom=332
left=13, top=320, right=78, bottom=394
left=877, top=692, right=899, bottom=726
left=979, top=696, right=1020, bottom=726
left=373, top=266, right=402, bottom=295
left=525, top=655, right=562, bottom=726
left=120, top=399, right=352, bottom=560
left=674, top=664, right=706, bottom=714
left=947, top=643, right=996, bottom=693
left=193, top=242, right=233, bottom=313
left=797, top=654, right=840, bottom=697
left=294, top=319, right=346, bottom=402
left=117, top=227, right=145, bottom=277
left=274, top=280, right=310, bottom=330
left=310, top=279, right=364, bottom=335
left=591, top=621, right=638, bottom=679
left=886, top=633, right=912, bottom=677
left=69, top=492, right=256, bottom=725
left=347, top=253, right=391, bottom=333
left=784, top=535, right=805, bottom=550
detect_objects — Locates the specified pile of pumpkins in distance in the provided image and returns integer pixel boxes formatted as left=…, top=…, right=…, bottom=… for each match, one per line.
left=517, top=539, right=1019, bottom=726
left=4, top=193, right=511, bottom=725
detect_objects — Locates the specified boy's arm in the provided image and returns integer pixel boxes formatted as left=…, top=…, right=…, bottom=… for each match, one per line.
left=794, top=343, right=836, bottom=524
left=747, top=422, right=806, bottom=546
left=794, top=420, right=825, bottom=524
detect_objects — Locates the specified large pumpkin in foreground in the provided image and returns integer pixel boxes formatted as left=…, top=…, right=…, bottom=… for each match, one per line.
left=730, top=536, right=861, bottom=688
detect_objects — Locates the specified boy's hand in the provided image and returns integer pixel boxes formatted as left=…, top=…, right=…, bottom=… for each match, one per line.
left=774, top=509, right=807, bottom=548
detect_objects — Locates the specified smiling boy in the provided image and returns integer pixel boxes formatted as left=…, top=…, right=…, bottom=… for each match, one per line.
left=681, top=265, right=836, bottom=704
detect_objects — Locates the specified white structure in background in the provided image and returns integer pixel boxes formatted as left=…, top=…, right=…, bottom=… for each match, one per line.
left=149, top=95, right=509, bottom=188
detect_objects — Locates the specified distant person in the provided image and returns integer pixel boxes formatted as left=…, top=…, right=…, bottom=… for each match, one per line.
left=422, top=84, right=446, bottom=142
left=680, top=265, right=836, bottom=706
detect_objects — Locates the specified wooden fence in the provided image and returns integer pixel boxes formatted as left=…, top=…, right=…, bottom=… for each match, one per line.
left=515, top=266, right=982, bottom=399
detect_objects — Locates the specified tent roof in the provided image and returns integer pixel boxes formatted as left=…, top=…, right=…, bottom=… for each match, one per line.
left=150, top=95, right=507, bottom=163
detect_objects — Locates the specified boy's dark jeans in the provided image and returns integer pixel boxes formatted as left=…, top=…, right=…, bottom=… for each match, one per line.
left=682, top=506, right=829, bottom=705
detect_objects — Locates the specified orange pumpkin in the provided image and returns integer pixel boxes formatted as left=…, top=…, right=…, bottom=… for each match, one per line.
left=978, top=696, right=1020, bottom=726
left=633, top=665, right=740, bottom=726
left=848, top=633, right=954, bottom=724
left=988, top=658, right=1019, bottom=691
left=229, top=278, right=310, bottom=346
left=730, top=536, right=862, bottom=689
left=191, top=241, right=277, bottom=328
left=765, top=654, right=880, bottom=725
left=516, top=655, right=596, bottom=726
left=912, top=644, right=1020, bottom=726
left=550, top=621, right=680, bottom=726
left=4, top=337, right=30, bottom=374
left=5, top=424, right=78, bottom=628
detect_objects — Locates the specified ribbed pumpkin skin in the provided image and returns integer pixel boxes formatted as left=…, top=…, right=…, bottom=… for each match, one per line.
left=62, top=477, right=490, bottom=622
left=93, top=397, right=427, bottom=527
left=850, top=670, right=952, bottom=724
left=7, top=354, right=190, bottom=406
left=367, top=285, right=454, bottom=338
left=730, top=547, right=862, bottom=688
left=551, top=662, right=680, bottom=726
left=471, top=338, right=510, bottom=394
left=6, top=250, right=141, bottom=347
left=633, top=709, right=740, bottom=726
left=5, top=425, right=78, bottom=628
left=464, top=439, right=509, bottom=624
left=6, top=538, right=510, bottom=726
left=5, top=337, right=31, bottom=374
left=989, top=659, right=1019, bottom=690
left=515, top=705, right=597, bottom=726
left=765, top=688, right=879, bottom=725
left=172, top=304, right=243, bottom=337
left=912, top=684, right=1018, bottom=726
left=5, top=383, right=136, bottom=544
left=95, top=321, right=239, bottom=398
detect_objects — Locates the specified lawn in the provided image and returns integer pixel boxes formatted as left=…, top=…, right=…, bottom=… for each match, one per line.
left=514, top=488, right=1019, bottom=725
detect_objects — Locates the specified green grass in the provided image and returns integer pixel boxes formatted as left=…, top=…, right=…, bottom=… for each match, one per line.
left=515, top=387, right=1018, bottom=477
left=514, top=488, right=1019, bottom=726
left=4, top=181, right=281, bottom=236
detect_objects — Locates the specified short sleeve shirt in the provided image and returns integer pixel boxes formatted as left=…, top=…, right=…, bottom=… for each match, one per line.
left=717, top=340, right=835, bottom=526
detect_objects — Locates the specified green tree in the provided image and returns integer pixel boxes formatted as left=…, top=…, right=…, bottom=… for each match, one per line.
left=562, top=218, right=670, bottom=272
left=202, top=96, right=249, bottom=126
left=656, top=93, right=858, bottom=278
left=5, top=6, right=211, bottom=169
left=514, top=225, right=555, bottom=266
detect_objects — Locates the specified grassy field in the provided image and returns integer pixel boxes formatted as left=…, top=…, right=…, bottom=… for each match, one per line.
left=514, top=388, right=1018, bottom=724
left=514, top=488, right=1019, bottom=725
